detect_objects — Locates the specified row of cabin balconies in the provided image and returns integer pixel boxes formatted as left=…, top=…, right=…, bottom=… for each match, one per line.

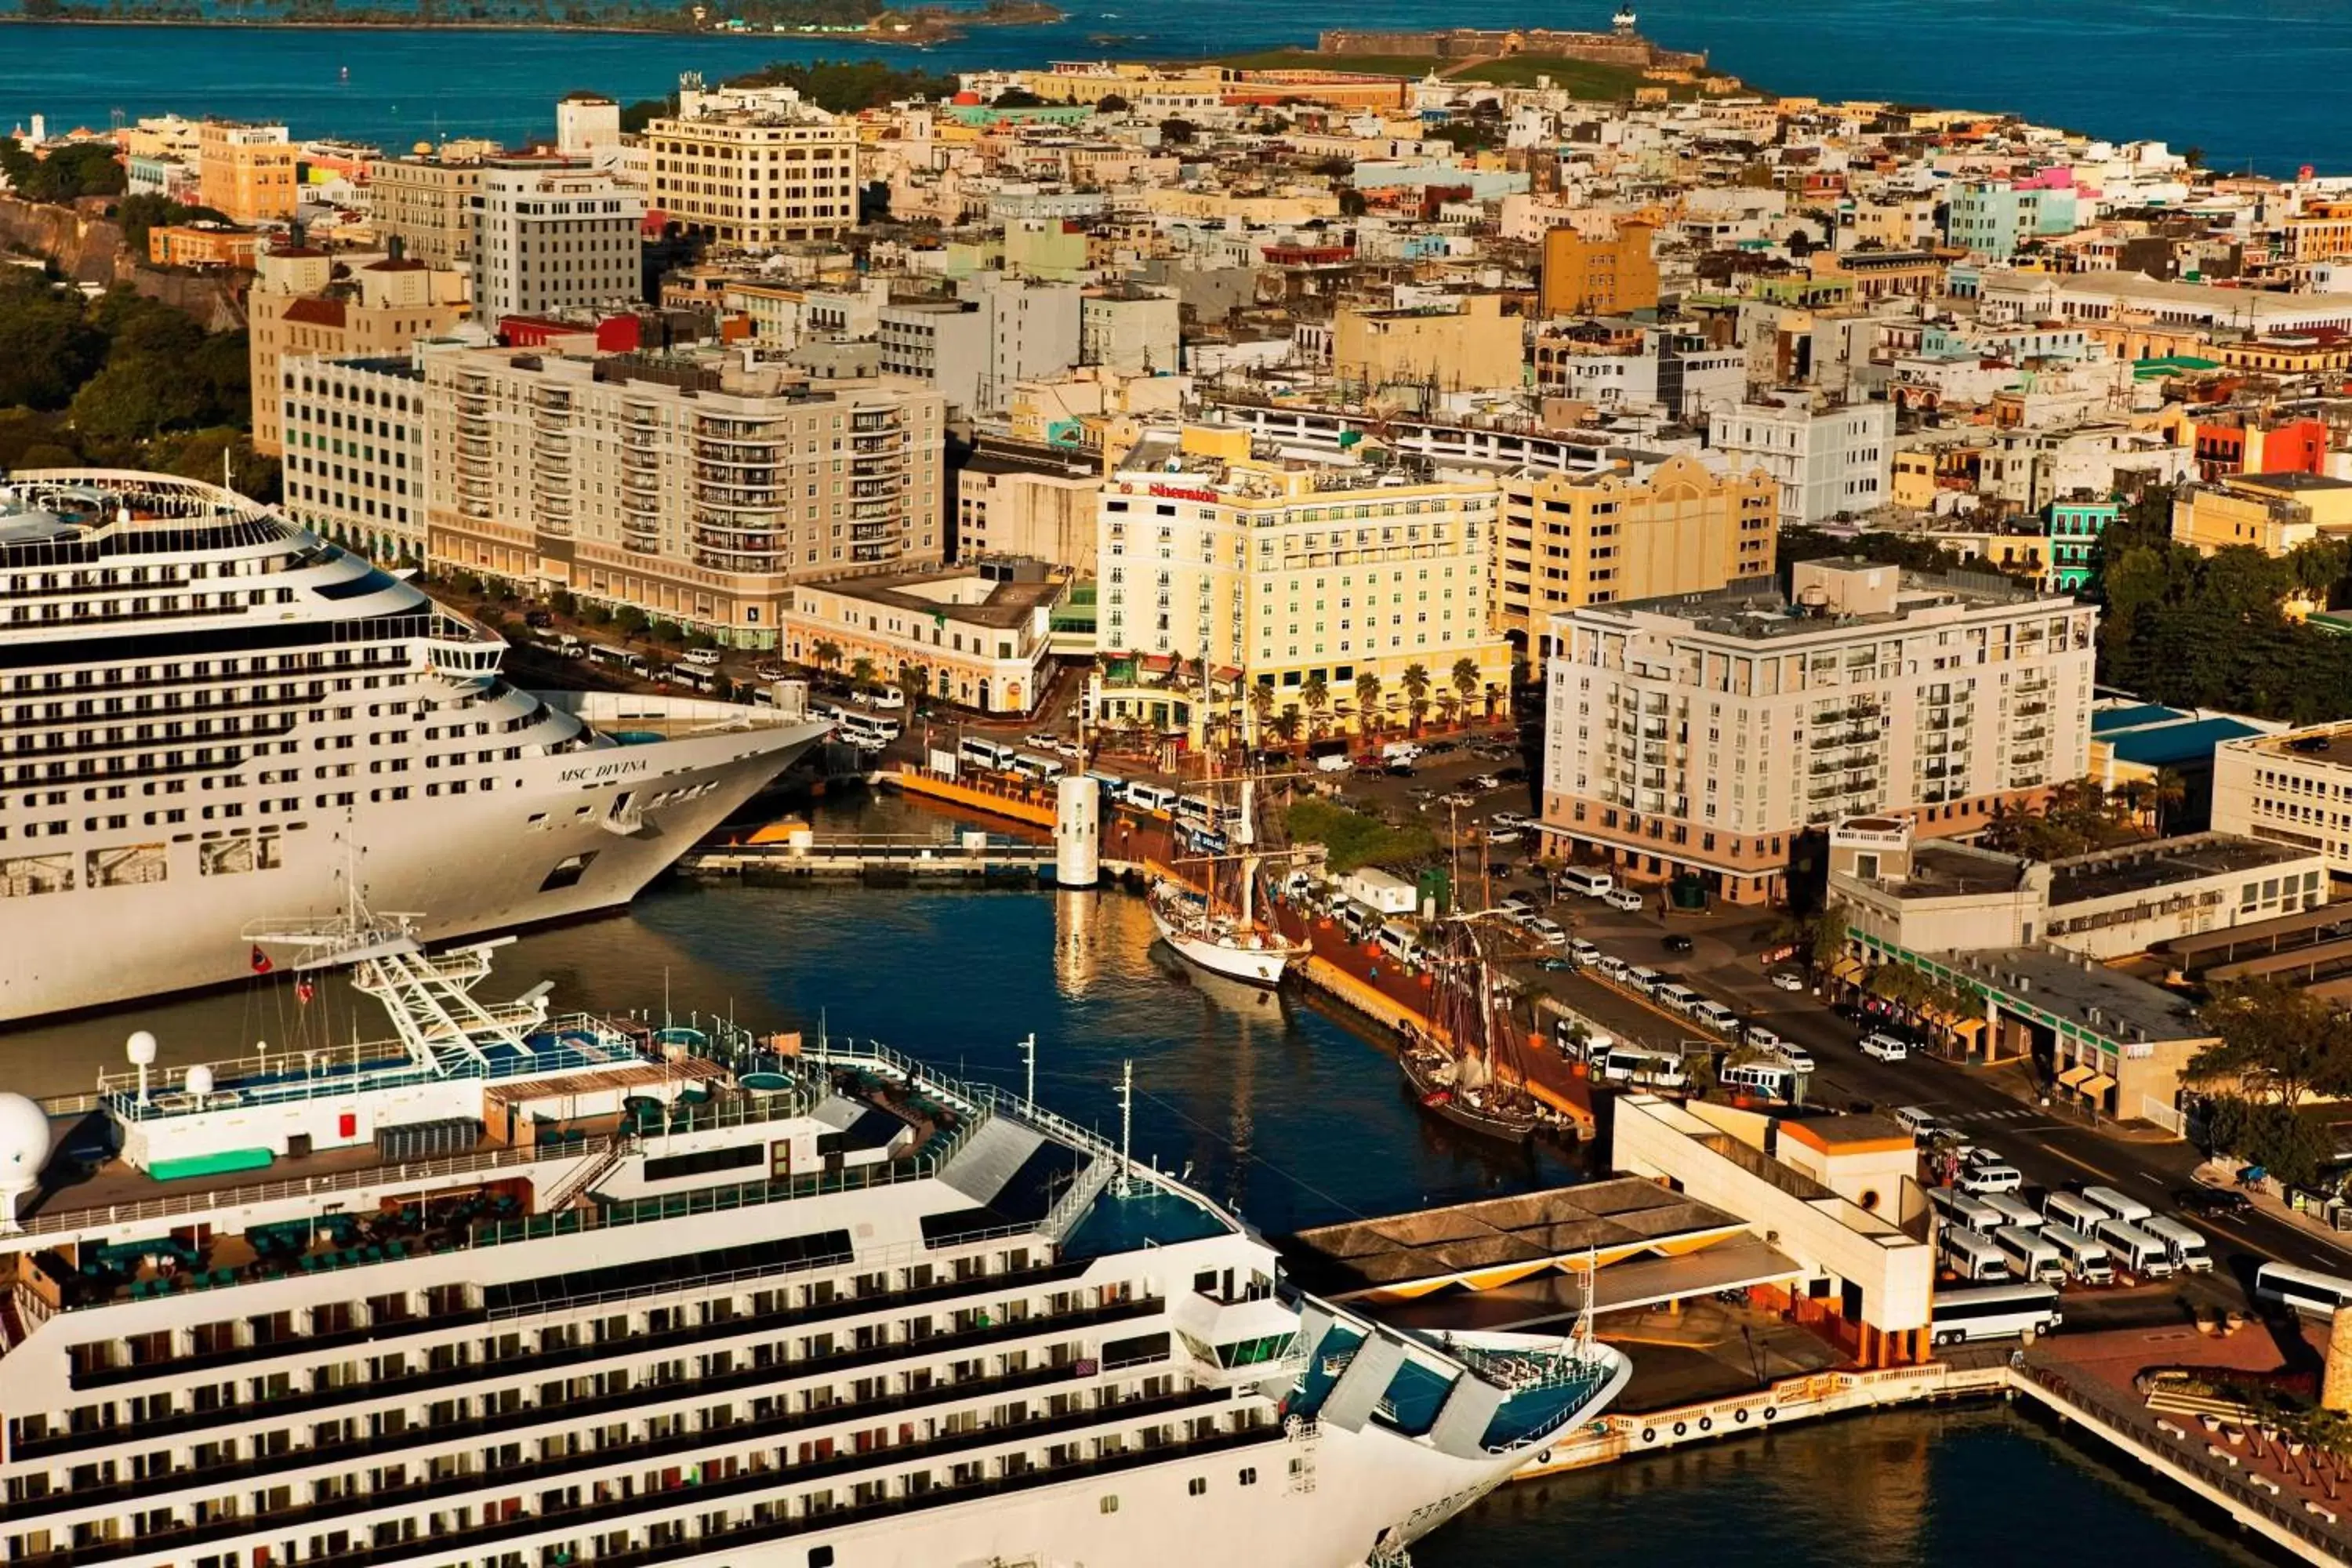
left=5, top=1346, right=1225, bottom=1568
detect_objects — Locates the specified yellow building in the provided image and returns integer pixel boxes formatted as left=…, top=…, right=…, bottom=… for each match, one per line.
left=780, top=566, right=1060, bottom=715
left=198, top=121, right=297, bottom=225
left=1097, top=423, right=1514, bottom=731
left=645, top=82, right=859, bottom=248
left=1333, top=292, right=1526, bottom=395
left=2171, top=471, right=2352, bottom=556
left=364, top=151, right=485, bottom=270
left=1136, top=187, right=1338, bottom=225
left=245, top=246, right=472, bottom=457
left=1498, top=456, right=1779, bottom=644
left=147, top=222, right=259, bottom=270
left=1018, top=61, right=1230, bottom=106
left=1538, top=223, right=1659, bottom=318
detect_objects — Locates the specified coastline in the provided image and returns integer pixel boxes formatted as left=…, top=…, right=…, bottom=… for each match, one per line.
left=0, top=8, right=1065, bottom=42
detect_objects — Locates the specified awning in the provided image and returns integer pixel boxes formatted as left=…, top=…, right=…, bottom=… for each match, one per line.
left=1951, top=1016, right=1986, bottom=1039
left=2080, top=1073, right=2118, bottom=1099
left=2056, top=1064, right=2095, bottom=1089
left=1829, top=955, right=1867, bottom=984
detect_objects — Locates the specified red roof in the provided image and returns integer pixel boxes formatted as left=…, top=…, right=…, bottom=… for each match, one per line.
left=281, top=296, right=348, bottom=328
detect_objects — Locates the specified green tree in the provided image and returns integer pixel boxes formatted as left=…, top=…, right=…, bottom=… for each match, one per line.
left=2190, top=978, right=2352, bottom=1109
left=1399, top=663, right=1431, bottom=735
left=1247, top=681, right=1276, bottom=743
left=1158, top=117, right=1196, bottom=146
left=1094, top=93, right=1131, bottom=113
left=849, top=655, right=877, bottom=690
left=614, top=605, right=651, bottom=640
left=1301, top=673, right=1330, bottom=739
left=991, top=87, right=1047, bottom=108
left=1352, top=671, right=1382, bottom=736
left=811, top=639, right=844, bottom=672
left=0, top=277, right=105, bottom=410
left=1450, top=658, right=1480, bottom=716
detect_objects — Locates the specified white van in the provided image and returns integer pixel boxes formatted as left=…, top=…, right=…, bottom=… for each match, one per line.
left=1993, top=1226, right=2067, bottom=1287
left=1568, top=939, right=1603, bottom=967
left=2140, top=1214, right=2213, bottom=1274
left=1602, top=888, right=1646, bottom=913
left=2042, top=1223, right=2115, bottom=1285
left=1381, top=740, right=1422, bottom=764
left=1375, top=924, right=1425, bottom=966
left=682, top=646, right=722, bottom=669
left=1860, top=1032, right=1910, bottom=1062
left=1624, top=966, right=1664, bottom=996
left=1959, top=1162, right=2024, bottom=1197
left=1691, top=1000, right=1742, bottom=1036
left=1651, top=982, right=1700, bottom=1014
left=2095, top=1219, right=2176, bottom=1279
left=1940, top=1228, right=2013, bottom=1283
left=1124, top=782, right=1177, bottom=815
left=1558, top=866, right=1614, bottom=898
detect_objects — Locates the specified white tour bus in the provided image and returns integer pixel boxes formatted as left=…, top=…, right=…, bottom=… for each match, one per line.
left=1557, top=866, right=1614, bottom=898
left=1979, top=1193, right=2043, bottom=1232
left=1939, top=1228, right=2013, bottom=1283
left=2139, top=1214, right=2213, bottom=1275
left=2080, top=1185, right=2152, bottom=1225
left=957, top=737, right=1018, bottom=773
left=2041, top=1223, right=2114, bottom=1285
left=1991, top=1226, right=2067, bottom=1287
left=1929, top=1283, right=2063, bottom=1346
left=2255, top=1261, right=2352, bottom=1318
left=1929, top=1187, right=2004, bottom=1234
left=1124, top=782, right=1177, bottom=815
left=1011, top=752, right=1066, bottom=782
left=840, top=711, right=902, bottom=748
left=1719, top=1062, right=1795, bottom=1102
left=2093, top=1218, right=2176, bottom=1279
left=2042, top=1191, right=2108, bottom=1236
left=1599, top=1047, right=1690, bottom=1092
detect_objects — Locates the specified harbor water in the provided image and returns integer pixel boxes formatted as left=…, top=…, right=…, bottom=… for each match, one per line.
left=0, top=794, right=2286, bottom=1562
left=2, top=0, right=2350, bottom=174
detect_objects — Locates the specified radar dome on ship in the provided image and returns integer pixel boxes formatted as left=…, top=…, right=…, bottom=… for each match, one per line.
left=0, top=1092, right=53, bottom=1185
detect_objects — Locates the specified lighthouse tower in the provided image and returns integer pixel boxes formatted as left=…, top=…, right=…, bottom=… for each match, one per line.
left=1613, top=6, right=1638, bottom=34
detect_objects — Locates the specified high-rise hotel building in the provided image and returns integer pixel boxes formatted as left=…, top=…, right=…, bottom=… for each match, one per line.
left=421, top=343, right=944, bottom=644
left=645, top=80, right=859, bottom=249
left=1098, top=423, right=1514, bottom=723
left=1541, top=558, right=2097, bottom=904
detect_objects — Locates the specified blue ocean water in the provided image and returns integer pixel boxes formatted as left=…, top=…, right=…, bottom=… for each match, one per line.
left=0, top=0, right=2346, bottom=174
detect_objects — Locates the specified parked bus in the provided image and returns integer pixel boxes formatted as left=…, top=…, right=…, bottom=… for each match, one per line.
left=1991, top=1226, right=2067, bottom=1287
left=2080, top=1185, right=2152, bottom=1225
left=2254, top=1261, right=2352, bottom=1318
left=1557, top=866, right=1615, bottom=898
left=1719, top=1062, right=1795, bottom=1102
left=1011, top=752, right=1066, bottom=782
left=1650, top=982, right=1700, bottom=1014
left=1174, top=794, right=1242, bottom=833
left=2041, top=1223, right=2115, bottom=1286
left=2042, top=1191, right=2108, bottom=1236
left=1124, top=782, right=1177, bottom=815
left=1929, top=1187, right=2004, bottom=1234
left=2138, top=1214, right=2212, bottom=1275
left=958, top=737, right=1018, bottom=773
left=1979, top=1193, right=2042, bottom=1232
left=1939, top=1228, right=2013, bottom=1283
left=1929, top=1283, right=2062, bottom=1346
left=1599, top=1047, right=1689, bottom=1092
left=2092, top=1218, right=2176, bottom=1280
left=840, top=712, right=901, bottom=748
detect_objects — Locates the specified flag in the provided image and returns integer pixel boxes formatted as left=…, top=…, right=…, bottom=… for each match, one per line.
left=250, top=946, right=273, bottom=975
left=296, top=978, right=315, bottom=1006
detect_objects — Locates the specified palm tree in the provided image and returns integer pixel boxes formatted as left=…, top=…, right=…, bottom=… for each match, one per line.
left=811, top=640, right=843, bottom=674
left=849, top=656, right=877, bottom=692
left=1400, top=662, right=1432, bottom=735
left=1247, top=682, right=1276, bottom=746
left=1352, top=673, right=1382, bottom=738
left=1450, top=658, right=1481, bottom=721
left=2152, top=767, right=2188, bottom=835
left=1437, top=691, right=1461, bottom=731
left=1269, top=710, right=1301, bottom=746
left=1301, top=673, right=1330, bottom=739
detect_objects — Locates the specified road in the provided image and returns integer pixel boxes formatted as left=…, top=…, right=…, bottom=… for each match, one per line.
left=1495, top=894, right=2352, bottom=1291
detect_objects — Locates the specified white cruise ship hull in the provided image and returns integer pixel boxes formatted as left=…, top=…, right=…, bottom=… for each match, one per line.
left=0, top=714, right=826, bottom=1021
left=1147, top=898, right=1293, bottom=987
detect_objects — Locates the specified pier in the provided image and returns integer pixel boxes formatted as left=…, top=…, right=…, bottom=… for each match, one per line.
left=685, top=831, right=1070, bottom=884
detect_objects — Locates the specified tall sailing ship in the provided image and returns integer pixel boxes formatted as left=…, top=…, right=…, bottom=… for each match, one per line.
left=0, top=917, right=1631, bottom=1568
left=1146, top=775, right=1309, bottom=988
left=0, top=470, right=829, bottom=1021
left=1399, top=918, right=1563, bottom=1145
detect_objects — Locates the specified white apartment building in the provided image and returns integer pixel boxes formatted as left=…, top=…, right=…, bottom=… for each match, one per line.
left=1080, top=284, right=1181, bottom=375
left=880, top=277, right=1082, bottom=418
left=1098, top=423, right=1514, bottom=723
left=470, top=157, right=645, bottom=322
left=278, top=351, right=430, bottom=563
left=645, top=81, right=858, bottom=249
left=1541, top=558, right=2098, bottom=905
left=422, top=341, right=945, bottom=644
left=1709, top=394, right=1894, bottom=526
left=2212, top=723, right=2352, bottom=876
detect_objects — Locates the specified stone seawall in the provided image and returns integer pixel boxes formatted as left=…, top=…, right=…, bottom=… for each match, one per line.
left=1315, top=27, right=1704, bottom=70
left=0, top=194, right=129, bottom=285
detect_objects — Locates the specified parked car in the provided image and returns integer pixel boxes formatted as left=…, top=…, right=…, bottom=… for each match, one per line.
left=1892, top=1105, right=1944, bottom=1138
left=1499, top=891, right=1540, bottom=916
left=524, top=608, right=554, bottom=629
left=1491, top=811, right=1534, bottom=831
left=1769, top=970, right=1808, bottom=993
left=1496, top=764, right=1529, bottom=785
left=1662, top=934, right=1695, bottom=955
left=1026, top=733, right=1058, bottom=750
left=1385, top=761, right=1416, bottom=778
left=682, top=646, right=722, bottom=669
left=1420, top=740, right=1457, bottom=756
left=1860, top=1033, right=1911, bottom=1062
left=1465, top=773, right=1503, bottom=793
left=1484, top=829, right=1525, bottom=847
left=1522, top=916, right=1570, bottom=946
left=1602, top=888, right=1645, bottom=913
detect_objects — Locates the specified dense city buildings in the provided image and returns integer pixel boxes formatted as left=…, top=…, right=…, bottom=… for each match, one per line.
left=365, top=148, right=486, bottom=270
left=245, top=245, right=470, bottom=457
left=421, top=340, right=945, bottom=642
left=1541, top=560, right=2098, bottom=902
left=195, top=118, right=297, bottom=223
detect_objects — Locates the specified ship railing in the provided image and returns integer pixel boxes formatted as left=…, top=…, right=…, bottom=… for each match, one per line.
left=16, top=1142, right=554, bottom=1242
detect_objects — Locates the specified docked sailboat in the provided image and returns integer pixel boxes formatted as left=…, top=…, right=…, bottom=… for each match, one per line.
left=1401, top=917, right=1563, bottom=1145
left=1147, top=774, right=1308, bottom=987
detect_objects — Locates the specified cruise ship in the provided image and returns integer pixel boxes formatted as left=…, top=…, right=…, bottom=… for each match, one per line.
left=0, top=470, right=830, bottom=1022
left=0, top=921, right=1630, bottom=1568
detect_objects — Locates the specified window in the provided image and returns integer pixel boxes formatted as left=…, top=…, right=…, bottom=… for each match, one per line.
left=808, top=1551, right=834, bottom=1568
left=1099, top=1496, right=1120, bottom=1515
left=1238, top=1468, right=1258, bottom=1486
left=1188, top=1477, right=1207, bottom=1497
